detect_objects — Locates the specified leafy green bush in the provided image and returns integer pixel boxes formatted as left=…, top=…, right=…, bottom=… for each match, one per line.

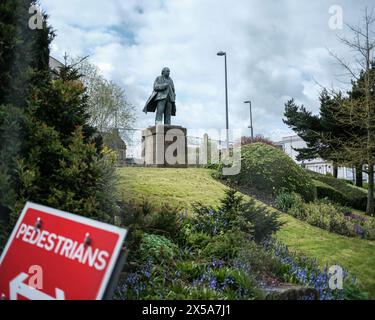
left=234, top=242, right=284, bottom=279
left=176, top=261, right=207, bottom=281
left=338, top=178, right=354, bottom=185
left=203, top=230, right=248, bottom=260
left=304, top=203, right=352, bottom=235
left=362, top=219, right=375, bottom=239
left=185, top=231, right=211, bottom=252
left=139, top=233, right=178, bottom=264
left=275, top=192, right=304, bottom=212
left=119, top=200, right=184, bottom=259
left=308, top=171, right=367, bottom=210
left=218, top=143, right=316, bottom=201
left=313, top=180, right=349, bottom=205
left=147, top=206, right=183, bottom=240
left=286, top=198, right=375, bottom=239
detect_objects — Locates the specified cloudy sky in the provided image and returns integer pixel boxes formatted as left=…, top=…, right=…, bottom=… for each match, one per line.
left=41, top=0, right=373, bottom=141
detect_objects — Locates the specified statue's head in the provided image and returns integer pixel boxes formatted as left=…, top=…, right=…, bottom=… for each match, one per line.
left=161, top=67, right=170, bottom=78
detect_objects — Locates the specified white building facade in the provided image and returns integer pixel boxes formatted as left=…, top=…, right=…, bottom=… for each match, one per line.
left=276, top=135, right=362, bottom=182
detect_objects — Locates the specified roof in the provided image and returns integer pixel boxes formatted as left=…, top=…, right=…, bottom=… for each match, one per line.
left=49, top=56, right=64, bottom=72
left=101, top=129, right=127, bottom=150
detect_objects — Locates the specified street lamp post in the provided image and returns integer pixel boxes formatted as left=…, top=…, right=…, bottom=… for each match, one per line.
left=244, top=100, right=254, bottom=140
left=217, top=51, right=229, bottom=149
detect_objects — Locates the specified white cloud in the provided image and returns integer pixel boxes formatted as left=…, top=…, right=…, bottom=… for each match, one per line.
left=41, top=0, right=374, bottom=141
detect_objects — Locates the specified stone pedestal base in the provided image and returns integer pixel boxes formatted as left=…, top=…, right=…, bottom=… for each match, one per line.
left=141, top=125, right=188, bottom=168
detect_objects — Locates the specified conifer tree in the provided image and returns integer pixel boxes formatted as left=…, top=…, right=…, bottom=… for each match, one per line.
left=1, top=1, right=119, bottom=238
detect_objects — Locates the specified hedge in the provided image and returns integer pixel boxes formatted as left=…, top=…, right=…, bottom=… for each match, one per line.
left=219, top=143, right=316, bottom=202
left=308, top=171, right=367, bottom=210
left=313, top=180, right=349, bottom=206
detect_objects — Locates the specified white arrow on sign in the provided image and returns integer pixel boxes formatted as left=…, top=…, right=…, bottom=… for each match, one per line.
left=9, top=273, right=65, bottom=300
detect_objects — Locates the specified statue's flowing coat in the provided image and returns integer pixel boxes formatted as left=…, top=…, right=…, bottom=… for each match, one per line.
left=143, top=75, right=176, bottom=116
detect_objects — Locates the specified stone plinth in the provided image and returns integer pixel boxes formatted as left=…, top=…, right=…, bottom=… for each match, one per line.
left=141, top=125, right=188, bottom=168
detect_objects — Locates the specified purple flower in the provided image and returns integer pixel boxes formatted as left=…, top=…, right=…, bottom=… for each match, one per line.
left=354, top=224, right=364, bottom=238
left=209, top=279, right=217, bottom=290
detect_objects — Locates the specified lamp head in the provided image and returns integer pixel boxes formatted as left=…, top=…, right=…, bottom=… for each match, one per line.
left=217, top=51, right=226, bottom=56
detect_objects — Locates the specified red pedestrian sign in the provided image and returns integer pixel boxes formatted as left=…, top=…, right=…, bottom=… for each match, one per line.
left=0, top=202, right=127, bottom=300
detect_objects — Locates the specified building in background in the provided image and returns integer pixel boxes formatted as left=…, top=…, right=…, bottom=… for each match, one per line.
left=275, top=135, right=365, bottom=182
left=49, top=56, right=64, bottom=76
left=101, top=129, right=127, bottom=167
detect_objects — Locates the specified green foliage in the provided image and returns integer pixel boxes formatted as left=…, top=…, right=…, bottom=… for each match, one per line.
left=275, top=192, right=304, bottom=212
left=0, top=0, right=18, bottom=102
left=3, top=64, right=120, bottom=225
left=191, top=189, right=283, bottom=243
left=12, top=124, right=118, bottom=224
left=211, top=267, right=261, bottom=299
left=119, top=200, right=184, bottom=263
left=338, top=178, right=354, bottom=185
left=176, top=261, right=207, bottom=280
left=118, top=192, right=278, bottom=300
left=166, top=283, right=225, bottom=300
left=264, top=240, right=366, bottom=300
left=203, top=230, right=248, bottom=260
left=304, top=203, right=352, bottom=235
left=0, top=222, right=9, bottom=254
left=0, top=0, right=54, bottom=108
left=203, top=161, right=221, bottom=170
left=241, top=201, right=283, bottom=243
left=313, top=179, right=349, bottom=206
left=119, top=167, right=375, bottom=297
left=118, top=194, right=370, bottom=300
left=283, top=91, right=352, bottom=165
left=1, top=2, right=118, bottom=228
left=0, top=0, right=54, bottom=224
left=220, top=143, right=316, bottom=201
left=139, top=234, right=178, bottom=264
left=147, top=207, right=183, bottom=241
left=185, top=231, right=211, bottom=252
left=284, top=197, right=375, bottom=240
left=309, top=171, right=367, bottom=210
left=235, top=242, right=284, bottom=279
left=343, top=281, right=370, bottom=300
left=241, top=135, right=277, bottom=147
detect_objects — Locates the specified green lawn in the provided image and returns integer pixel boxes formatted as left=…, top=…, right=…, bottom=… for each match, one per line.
left=118, top=167, right=375, bottom=297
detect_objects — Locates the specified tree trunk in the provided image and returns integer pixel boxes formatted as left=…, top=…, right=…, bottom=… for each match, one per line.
left=333, top=164, right=338, bottom=178
left=366, top=164, right=374, bottom=216
left=356, top=164, right=363, bottom=188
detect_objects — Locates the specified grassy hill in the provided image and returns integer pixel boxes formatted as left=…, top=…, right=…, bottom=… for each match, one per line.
left=118, top=167, right=375, bottom=297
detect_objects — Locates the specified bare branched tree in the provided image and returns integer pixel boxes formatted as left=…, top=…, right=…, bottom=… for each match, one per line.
left=326, top=8, right=375, bottom=215
left=71, top=57, right=136, bottom=133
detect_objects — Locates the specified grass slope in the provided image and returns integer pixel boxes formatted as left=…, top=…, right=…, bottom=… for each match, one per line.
left=118, top=167, right=375, bottom=297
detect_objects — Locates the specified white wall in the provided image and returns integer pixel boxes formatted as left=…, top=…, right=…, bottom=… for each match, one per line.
left=279, top=135, right=359, bottom=181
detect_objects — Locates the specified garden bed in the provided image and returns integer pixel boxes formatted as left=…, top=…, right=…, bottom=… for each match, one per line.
left=117, top=167, right=375, bottom=298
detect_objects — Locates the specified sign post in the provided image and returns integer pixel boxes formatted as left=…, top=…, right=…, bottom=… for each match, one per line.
left=0, top=202, right=127, bottom=300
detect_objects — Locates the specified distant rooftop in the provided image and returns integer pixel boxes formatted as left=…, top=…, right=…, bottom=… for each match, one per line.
left=49, top=56, right=64, bottom=72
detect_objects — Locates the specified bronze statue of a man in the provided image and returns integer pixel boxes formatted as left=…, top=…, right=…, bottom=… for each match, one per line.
left=143, top=67, right=176, bottom=125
